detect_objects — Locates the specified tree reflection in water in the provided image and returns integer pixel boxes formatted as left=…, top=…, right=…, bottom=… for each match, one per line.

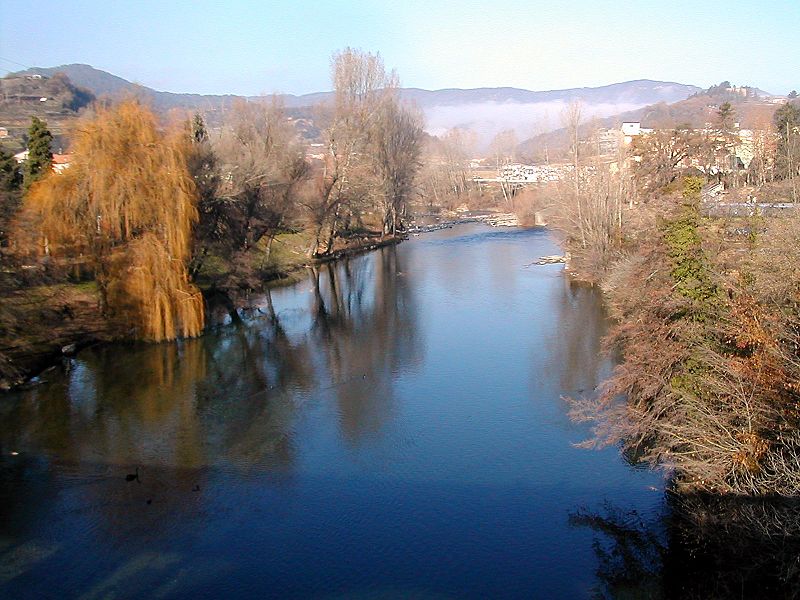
left=309, top=247, right=419, bottom=443
left=572, top=492, right=800, bottom=599
left=0, top=245, right=419, bottom=550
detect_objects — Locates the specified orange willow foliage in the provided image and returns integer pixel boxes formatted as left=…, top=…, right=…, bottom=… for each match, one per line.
left=24, top=100, right=204, bottom=341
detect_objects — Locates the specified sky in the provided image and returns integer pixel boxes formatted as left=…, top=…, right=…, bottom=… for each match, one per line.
left=2, top=0, right=798, bottom=96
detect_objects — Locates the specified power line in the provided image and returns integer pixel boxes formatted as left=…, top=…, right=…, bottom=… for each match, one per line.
left=0, top=56, right=31, bottom=70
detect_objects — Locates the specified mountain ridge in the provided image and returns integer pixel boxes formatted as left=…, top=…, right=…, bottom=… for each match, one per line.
left=14, top=64, right=701, bottom=111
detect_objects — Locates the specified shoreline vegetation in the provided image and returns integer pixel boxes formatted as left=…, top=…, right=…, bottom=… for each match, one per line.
left=543, top=96, right=800, bottom=592
left=564, top=176, right=800, bottom=498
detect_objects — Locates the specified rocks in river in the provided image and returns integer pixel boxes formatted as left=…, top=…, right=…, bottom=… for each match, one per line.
left=61, top=343, right=77, bottom=356
left=536, top=255, right=566, bottom=265
left=405, top=223, right=454, bottom=234
left=484, top=213, right=519, bottom=227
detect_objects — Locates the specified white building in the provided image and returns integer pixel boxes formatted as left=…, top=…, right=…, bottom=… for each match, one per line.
left=621, top=122, right=653, bottom=145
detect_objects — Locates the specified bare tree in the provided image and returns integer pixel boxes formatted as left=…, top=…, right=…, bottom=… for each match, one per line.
left=563, top=100, right=586, bottom=248
left=490, top=129, right=518, bottom=208
left=372, top=97, right=424, bottom=235
left=212, top=98, right=308, bottom=262
left=418, top=128, right=477, bottom=211
left=307, top=48, right=396, bottom=256
left=630, top=127, right=701, bottom=195
left=747, top=115, right=776, bottom=186
left=307, top=48, right=425, bottom=252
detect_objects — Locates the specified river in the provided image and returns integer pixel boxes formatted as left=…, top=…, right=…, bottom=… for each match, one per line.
left=0, top=224, right=665, bottom=598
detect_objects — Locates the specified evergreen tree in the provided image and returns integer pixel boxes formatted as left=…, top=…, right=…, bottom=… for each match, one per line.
left=0, top=147, right=22, bottom=192
left=717, top=102, right=735, bottom=131
left=0, top=147, right=23, bottom=245
left=24, top=116, right=53, bottom=188
left=191, top=113, right=208, bottom=143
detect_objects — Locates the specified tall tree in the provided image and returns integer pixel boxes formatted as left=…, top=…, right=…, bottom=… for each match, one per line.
left=212, top=99, right=308, bottom=258
left=23, top=117, right=53, bottom=189
left=308, top=48, right=395, bottom=256
left=418, top=127, right=476, bottom=210
left=191, top=112, right=208, bottom=143
left=24, top=101, right=204, bottom=341
left=491, top=129, right=519, bottom=208
left=717, top=101, right=735, bottom=130
left=715, top=101, right=740, bottom=182
left=563, top=100, right=585, bottom=247
left=185, top=113, right=221, bottom=279
left=630, top=127, right=702, bottom=195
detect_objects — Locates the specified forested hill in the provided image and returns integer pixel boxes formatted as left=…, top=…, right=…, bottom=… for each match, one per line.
left=15, top=64, right=241, bottom=113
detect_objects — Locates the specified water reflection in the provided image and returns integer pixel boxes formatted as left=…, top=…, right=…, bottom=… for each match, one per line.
left=0, top=226, right=665, bottom=598
left=308, top=248, right=419, bottom=443
left=2, top=246, right=417, bottom=473
left=552, top=278, right=612, bottom=394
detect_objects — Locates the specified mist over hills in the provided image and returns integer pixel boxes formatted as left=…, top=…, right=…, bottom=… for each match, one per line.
left=14, top=63, right=702, bottom=145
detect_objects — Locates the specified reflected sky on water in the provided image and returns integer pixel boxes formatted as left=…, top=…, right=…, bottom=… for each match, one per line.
left=0, top=224, right=663, bottom=598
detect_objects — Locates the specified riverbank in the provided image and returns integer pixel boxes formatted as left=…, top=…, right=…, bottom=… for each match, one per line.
left=0, top=282, right=112, bottom=390
left=0, top=231, right=404, bottom=391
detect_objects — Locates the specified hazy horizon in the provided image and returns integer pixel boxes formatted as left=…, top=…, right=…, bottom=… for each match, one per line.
left=1, top=0, right=797, bottom=96
left=3, top=62, right=707, bottom=97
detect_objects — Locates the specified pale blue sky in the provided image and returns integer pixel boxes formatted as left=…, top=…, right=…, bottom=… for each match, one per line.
left=2, top=0, right=798, bottom=95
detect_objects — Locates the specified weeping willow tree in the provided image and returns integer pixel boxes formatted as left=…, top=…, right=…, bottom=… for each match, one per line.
left=24, top=100, right=204, bottom=341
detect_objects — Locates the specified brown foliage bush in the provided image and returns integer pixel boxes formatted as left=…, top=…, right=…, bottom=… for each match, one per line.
left=573, top=205, right=800, bottom=496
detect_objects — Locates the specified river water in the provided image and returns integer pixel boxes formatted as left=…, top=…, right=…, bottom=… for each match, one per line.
left=0, top=224, right=665, bottom=598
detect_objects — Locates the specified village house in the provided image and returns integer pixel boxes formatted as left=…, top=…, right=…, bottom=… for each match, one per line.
left=52, top=153, right=72, bottom=173
left=12, top=149, right=72, bottom=173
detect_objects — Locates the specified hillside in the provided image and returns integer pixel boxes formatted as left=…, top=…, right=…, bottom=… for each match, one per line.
left=17, top=64, right=698, bottom=107
left=0, top=72, right=95, bottom=152
left=517, top=84, right=782, bottom=162
left=17, top=64, right=241, bottom=116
